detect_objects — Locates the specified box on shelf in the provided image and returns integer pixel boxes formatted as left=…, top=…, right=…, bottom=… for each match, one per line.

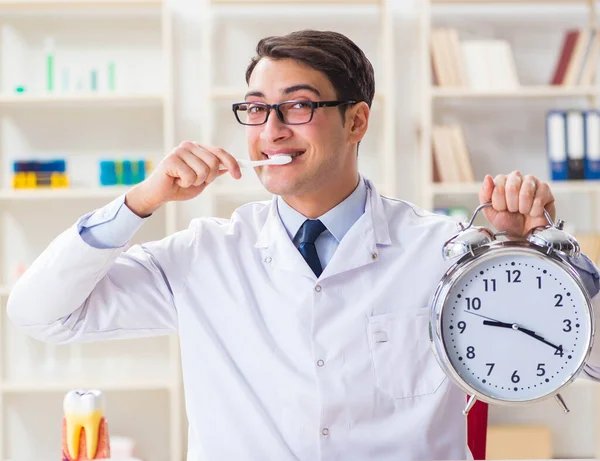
left=100, top=160, right=152, bottom=186
left=12, top=159, right=69, bottom=189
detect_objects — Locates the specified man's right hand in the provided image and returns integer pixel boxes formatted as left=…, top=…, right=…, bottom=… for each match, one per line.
left=125, top=142, right=242, bottom=217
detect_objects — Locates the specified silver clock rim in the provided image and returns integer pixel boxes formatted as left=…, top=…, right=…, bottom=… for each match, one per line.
left=429, top=240, right=596, bottom=406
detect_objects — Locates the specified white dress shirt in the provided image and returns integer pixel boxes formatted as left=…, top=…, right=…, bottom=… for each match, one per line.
left=7, top=176, right=600, bottom=461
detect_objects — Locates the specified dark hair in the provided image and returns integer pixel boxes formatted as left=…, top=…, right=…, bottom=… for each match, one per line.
left=245, top=30, right=375, bottom=110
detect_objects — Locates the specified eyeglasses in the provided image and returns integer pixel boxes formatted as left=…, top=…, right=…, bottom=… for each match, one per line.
left=232, top=99, right=358, bottom=126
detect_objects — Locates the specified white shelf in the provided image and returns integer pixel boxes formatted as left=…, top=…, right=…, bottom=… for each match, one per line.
left=0, top=0, right=162, bottom=8
left=432, top=181, right=600, bottom=195
left=0, top=93, right=164, bottom=107
left=211, top=0, right=382, bottom=4
left=431, top=0, right=588, bottom=3
left=2, top=380, right=174, bottom=393
left=0, top=187, right=130, bottom=200
left=431, top=86, right=598, bottom=99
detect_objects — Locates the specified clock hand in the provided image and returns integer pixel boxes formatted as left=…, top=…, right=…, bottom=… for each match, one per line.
left=463, top=310, right=505, bottom=323
left=482, top=319, right=514, bottom=329
left=515, top=327, right=562, bottom=350
left=481, top=320, right=562, bottom=351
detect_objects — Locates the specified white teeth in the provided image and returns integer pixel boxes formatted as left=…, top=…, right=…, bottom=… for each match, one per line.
left=64, top=389, right=104, bottom=414
left=267, top=152, right=301, bottom=158
left=63, top=389, right=105, bottom=460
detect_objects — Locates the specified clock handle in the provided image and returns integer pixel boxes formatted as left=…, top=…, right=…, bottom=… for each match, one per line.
left=463, top=394, right=478, bottom=415
left=467, top=202, right=559, bottom=230
left=555, top=393, right=570, bottom=413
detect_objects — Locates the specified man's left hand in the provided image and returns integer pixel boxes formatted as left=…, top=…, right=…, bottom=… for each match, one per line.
left=479, top=171, right=556, bottom=239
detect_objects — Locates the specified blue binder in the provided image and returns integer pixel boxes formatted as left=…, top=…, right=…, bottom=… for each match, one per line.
left=583, top=109, right=600, bottom=180
left=546, top=110, right=568, bottom=181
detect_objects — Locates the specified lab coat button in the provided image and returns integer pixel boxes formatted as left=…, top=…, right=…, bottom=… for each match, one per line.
left=372, top=252, right=378, bottom=260
left=321, top=428, right=329, bottom=436
left=264, top=257, right=272, bottom=264
left=314, top=285, right=322, bottom=293
left=317, top=359, right=325, bottom=367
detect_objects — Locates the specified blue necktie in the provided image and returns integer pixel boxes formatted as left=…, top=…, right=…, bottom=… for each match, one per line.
left=297, top=219, right=327, bottom=277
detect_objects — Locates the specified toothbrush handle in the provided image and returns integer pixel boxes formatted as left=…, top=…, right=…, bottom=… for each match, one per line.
left=219, top=159, right=257, bottom=170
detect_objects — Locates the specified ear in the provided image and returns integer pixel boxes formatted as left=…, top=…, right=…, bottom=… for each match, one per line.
left=347, top=101, right=370, bottom=143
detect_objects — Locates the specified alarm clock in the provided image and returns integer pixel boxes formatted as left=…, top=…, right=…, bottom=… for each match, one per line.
left=429, top=202, right=595, bottom=415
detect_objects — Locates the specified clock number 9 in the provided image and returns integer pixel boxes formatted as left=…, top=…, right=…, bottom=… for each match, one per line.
left=457, top=321, right=467, bottom=334
left=466, top=297, right=481, bottom=310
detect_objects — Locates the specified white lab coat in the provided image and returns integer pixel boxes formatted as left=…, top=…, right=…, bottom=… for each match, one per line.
left=7, top=178, right=599, bottom=461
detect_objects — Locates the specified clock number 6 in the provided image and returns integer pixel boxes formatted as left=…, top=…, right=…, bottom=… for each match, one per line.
left=511, top=370, right=520, bottom=383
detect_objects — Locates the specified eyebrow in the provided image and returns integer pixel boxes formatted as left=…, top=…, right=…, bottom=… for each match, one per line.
left=244, top=84, right=321, bottom=100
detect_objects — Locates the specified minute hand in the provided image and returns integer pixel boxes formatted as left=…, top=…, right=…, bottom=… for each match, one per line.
left=482, top=320, right=561, bottom=350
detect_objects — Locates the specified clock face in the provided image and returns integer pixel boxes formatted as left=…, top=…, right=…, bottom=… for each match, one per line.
left=439, top=250, right=593, bottom=402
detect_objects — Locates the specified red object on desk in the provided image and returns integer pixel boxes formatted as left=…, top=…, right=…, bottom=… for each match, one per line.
left=467, top=399, right=488, bottom=460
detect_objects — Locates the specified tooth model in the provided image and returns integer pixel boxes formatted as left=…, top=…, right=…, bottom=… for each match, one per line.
left=62, top=389, right=111, bottom=461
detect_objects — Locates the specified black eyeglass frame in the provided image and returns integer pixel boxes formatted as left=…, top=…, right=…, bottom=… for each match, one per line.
left=231, top=99, right=358, bottom=126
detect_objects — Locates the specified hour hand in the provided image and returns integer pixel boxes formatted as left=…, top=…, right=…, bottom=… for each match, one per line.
left=482, top=320, right=513, bottom=329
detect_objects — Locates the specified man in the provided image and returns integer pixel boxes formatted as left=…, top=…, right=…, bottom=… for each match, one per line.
left=7, top=30, right=600, bottom=461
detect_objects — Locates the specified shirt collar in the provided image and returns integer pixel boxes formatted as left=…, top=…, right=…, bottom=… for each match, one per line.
left=276, top=175, right=368, bottom=243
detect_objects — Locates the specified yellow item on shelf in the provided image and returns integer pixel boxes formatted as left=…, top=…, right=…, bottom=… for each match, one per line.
left=12, top=172, right=69, bottom=189
left=51, top=172, right=69, bottom=188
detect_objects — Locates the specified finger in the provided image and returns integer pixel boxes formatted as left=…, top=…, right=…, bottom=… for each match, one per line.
left=188, top=146, right=223, bottom=185
left=479, top=174, right=494, bottom=204
left=178, top=149, right=211, bottom=186
left=530, top=182, right=553, bottom=218
left=165, top=155, right=197, bottom=188
left=204, top=146, right=242, bottom=179
left=479, top=175, right=497, bottom=222
left=519, top=175, right=537, bottom=216
left=492, top=174, right=508, bottom=212
left=505, top=171, right=522, bottom=213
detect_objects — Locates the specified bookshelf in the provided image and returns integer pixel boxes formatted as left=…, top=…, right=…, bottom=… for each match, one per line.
left=419, top=0, right=600, bottom=458
left=0, top=0, right=182, bottom=460
left=419, top=0, right=600, bottom=212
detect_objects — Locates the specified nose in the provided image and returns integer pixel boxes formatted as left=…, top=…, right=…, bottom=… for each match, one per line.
left=260, top=108, right=293, bottom=144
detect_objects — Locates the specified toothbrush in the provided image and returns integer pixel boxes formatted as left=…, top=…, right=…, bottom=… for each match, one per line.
left=219, top=155, right=292, bottom=170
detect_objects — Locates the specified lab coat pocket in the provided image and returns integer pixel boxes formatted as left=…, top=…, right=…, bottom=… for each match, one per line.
left=367, top=309, right=446, bottom=400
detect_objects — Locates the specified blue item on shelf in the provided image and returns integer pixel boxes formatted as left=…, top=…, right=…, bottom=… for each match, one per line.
left=13, top=159, right=67, bottom=173
left=100, top=160, right=118, bottom=186
left=122, top=160, right=134, bottom=185
left=137, top=159, right=146, bottom=183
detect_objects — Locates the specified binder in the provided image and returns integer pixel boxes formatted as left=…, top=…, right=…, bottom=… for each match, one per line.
left=546, top=110, right=568, bottom=181
left=584, top=110, right=600, bottom=179
left=566, top=110, right=585, bottom=180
